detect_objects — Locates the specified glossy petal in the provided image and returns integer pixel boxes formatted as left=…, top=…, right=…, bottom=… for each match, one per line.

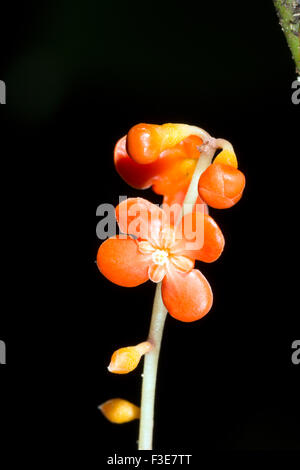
left=97, top=236, right=150, bottom=287
left=170, top=255, right=194, bottom=273
left=115, top=197, right=166, bottom=243
left=160, top=227, right=176, bottom=249
left=138, top=241, right=156, bottom=254
left=152, top=135, right=203, bottom=196
left=114, top=136, right=159, bottom=189
left=126, top=123, right=198, bottom=164
left=198, top=163, right=246, bottom=209
left=115, top=131, right=205, bottom=203
left=162, top=267, right=213, bottom=322
left=148, top=263, right=168, bottom=283
left=163, top=191, right=208, bottom=226
left=127, top=123, right=160, bottom=164
left=176, top=213, right=225, bottom=262
left=114, top=135, right=193, bottom=193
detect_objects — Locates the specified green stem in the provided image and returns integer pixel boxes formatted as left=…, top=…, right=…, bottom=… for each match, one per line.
left=273, top=0, right=300, bottom=76
left=180, top=148, right=216, bottom=219
left=138, top=147, right=215, bottom=450
left=138, top=283, right=167, bottom=450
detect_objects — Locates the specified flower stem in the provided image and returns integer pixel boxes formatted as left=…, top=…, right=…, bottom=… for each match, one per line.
left=138, top=144, right=217, bottom=450
left=138, top=283, right=167, bottom=450
left=180, top=147, right=216, bottom=218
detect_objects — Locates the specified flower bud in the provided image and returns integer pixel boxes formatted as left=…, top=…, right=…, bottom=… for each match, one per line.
left=127, top=123, right=195, bottom=164
left=99, top=398, right=140, bottom=423
left=108, top=341, right=152, bottom=374
left=198, top=163, right=245, bottom=209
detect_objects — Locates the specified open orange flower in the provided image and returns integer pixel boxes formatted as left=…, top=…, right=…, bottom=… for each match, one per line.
left=97, top=198, right=225, bottom=322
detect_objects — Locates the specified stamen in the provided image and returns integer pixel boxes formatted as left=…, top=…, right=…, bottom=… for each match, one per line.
left=152, top=249, right=169, bottom=266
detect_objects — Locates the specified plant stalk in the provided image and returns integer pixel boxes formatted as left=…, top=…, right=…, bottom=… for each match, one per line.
left=137, top=146, right=216, bottom=450
left=138, top=283, right=167, bottom=450
left=273, top=0, right=300, bottom=76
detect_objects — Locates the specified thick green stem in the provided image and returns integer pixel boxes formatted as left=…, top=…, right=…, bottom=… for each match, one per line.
left=138, top=147, right=215, bottom=450
left=273, top=0, right=300, bottom=76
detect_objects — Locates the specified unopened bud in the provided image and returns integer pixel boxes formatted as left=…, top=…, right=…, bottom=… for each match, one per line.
left=108, top=341, right=152, bottom=374
left=99, top=398, right=140, bottom=423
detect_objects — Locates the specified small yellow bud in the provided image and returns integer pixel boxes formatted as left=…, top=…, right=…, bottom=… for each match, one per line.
left=214, top=149, right=238, bottom=168
left=99, top=398, right=140, bottom=423
left=108, top=341, right=152, bottom=374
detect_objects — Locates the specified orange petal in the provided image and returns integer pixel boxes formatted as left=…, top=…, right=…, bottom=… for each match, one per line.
left=162, top=267, right=213, bottom=322
left=148, top=263, right=168, bottom=283
left=163, top=191, right=209, bottom=226
left=115, top=197, right=166, bottom=243
left=114, top=136, right=159, bottom=189
left=153, top=158, right=197, bottom=195
left=160, top=227, right=176, bottom=250
left=193, top=195, right=209, bottom=215
left=115, top=133, right=206, bottom=209
left=152, top=135, right=203, bottom=196
left=99, top=398, right=140, bottom=423
left=177, top=213, right=225, bottom=263
left=170, top=255, right=194, bottom=273
left=162, top=190, right=187, bottom=227
left=138, top=241, right=156, bottom=254
left=127, top=123, right=197, bottom=164
left=97, top=236, right=150, bottom=287
left=198, top=163, right=246, bottom=209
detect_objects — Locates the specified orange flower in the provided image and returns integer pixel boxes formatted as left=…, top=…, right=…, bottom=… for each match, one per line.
left=97, top=198, right=225, bottom=322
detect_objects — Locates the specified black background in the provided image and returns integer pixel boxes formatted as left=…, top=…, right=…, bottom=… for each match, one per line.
left=0, top=0, right=299, bottom=460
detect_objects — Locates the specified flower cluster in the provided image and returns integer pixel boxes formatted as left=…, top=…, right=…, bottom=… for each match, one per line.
left=98, top=123, right=245, bottom=425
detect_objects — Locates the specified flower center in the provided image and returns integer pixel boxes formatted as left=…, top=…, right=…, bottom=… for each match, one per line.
left=152, top=249, right=169, bottom=266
